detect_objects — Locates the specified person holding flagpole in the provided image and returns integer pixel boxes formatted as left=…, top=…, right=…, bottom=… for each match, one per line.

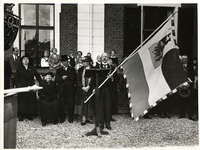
left=98, top=52, right=119, bottom=130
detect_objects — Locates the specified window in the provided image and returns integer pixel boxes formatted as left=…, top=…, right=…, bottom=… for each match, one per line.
left=124, top=6, right=175, bottom=56
left=19, top=4, right=54, bottom=67
left=143, top=6, right=174, bottom=41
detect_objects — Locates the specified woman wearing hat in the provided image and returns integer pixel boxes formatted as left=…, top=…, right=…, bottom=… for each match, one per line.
left=74, top=56, right=95, bottom=125
left=38, top=72, right=59, bottom=126
left=15, top=55, right=42, bottom=121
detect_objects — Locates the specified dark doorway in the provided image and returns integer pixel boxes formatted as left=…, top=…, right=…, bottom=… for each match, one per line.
left=124, top=6, right=141, bottom=58
left=178, top=7, right=196, bottom=61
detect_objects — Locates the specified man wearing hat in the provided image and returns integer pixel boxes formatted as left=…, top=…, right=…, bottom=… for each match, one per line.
left=55, top=55, right=77, bottom=123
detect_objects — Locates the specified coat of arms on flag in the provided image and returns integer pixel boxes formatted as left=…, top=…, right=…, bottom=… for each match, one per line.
left=121, top=12, right=190, bottom=121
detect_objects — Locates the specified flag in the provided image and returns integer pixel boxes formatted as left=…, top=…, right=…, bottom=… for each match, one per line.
left=122, top=15, right=189, bottom=120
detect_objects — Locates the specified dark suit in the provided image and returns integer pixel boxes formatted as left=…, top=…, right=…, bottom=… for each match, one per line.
left=55, top=66, right=76, bottom=122
left=7, top=55, right=20, bottom=88
left=98, top=63, right=118, bottom=127
left=179, top=63, right=193, bottom=118
left=4, top=60, right=12, bottom=89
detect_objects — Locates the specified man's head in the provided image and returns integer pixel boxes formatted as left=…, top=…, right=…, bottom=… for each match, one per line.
left=12, top=47, right=19, bottom=56
left=181, top=55, right=188, bottom=64
left=51, top=48, right=57, bottom=54
left=77, top=51, right=83, bottom=57
left=97, top=55, right=102, bottom=63
left=101, top=53, right=109, bottom=63
left=69, top=51, right=74, bottom=57
left=110, top=50, right=116, bottom=56
left=44, top=50, right=49, bottom=57
left=82, top=56, right=92, bottom=67
left=61, top=55, right=69, bottom=67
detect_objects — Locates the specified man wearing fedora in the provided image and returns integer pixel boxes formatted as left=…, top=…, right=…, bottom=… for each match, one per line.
left=55, top=55, right=77, bottom=123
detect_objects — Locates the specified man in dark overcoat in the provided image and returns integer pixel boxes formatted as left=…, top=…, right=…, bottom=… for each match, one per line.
left=55, top=55, right=77, bottom=123
left=98, top=52, right=118, bottom=130
left=7, top=47, right=20, bottom=88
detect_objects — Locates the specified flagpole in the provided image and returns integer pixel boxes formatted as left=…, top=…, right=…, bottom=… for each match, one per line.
left=84, top=11, right=177, bottom=104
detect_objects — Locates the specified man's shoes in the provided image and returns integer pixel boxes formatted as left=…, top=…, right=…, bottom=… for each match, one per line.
left=86, top=119, right=94, bottom=124
left=60, top=119, right=65, bottom=123
left=143, top=114, right=152, bottom=119
left=18, top=117, right=24, bottom=121
left=42, top=121, right=47, bottom=126
left=26, top=116, right=33, bottom=120
left=178, top=115, right=185, bottom=119
left=69, top=119, right=73, bottom=123
left=106, top=125, right=112, bottom=130
left=160, top=113, right=165, bottom=118
left=100, top=125, right=104, bottom=130
left=54, top=120, right=59, bottom=125
left=81, top=121, right=86, bottom=126
left=166, top=113, right=171, bottom=118
left=189, top=115, right=198, bottom=121
left=110, top=117, right=117, bottom=122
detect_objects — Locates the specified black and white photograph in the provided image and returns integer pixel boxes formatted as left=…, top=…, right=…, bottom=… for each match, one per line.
left=3, top=1, right=199, bottom=150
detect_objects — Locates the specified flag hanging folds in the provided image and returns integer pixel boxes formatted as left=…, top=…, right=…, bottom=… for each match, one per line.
left=122, top=15, right=189, bottom=120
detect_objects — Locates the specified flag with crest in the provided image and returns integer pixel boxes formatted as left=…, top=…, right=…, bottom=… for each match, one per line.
left=122, top=14, right=190, bottom=120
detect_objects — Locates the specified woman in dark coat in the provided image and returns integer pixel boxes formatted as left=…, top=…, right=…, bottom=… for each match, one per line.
left=38, top=72, right=59, bottom=126
left=15, top=55, right=42, bottom=121
left=74, top=56, right=95, bottom=125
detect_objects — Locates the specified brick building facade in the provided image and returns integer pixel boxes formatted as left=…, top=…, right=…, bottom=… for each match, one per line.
left=5, top=3, right=198, bottom=113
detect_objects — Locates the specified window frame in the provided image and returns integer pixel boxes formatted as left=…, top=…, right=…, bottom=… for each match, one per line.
left=19, top=3, right=55, bottom=68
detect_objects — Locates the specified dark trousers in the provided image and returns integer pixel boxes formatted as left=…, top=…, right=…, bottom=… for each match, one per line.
left=59, top=86, right=75, bottom=121
left=10, top=76, right=16, bottom=88
left=179, top=95, right=191, bottom=117
left=99, top=86, right=111, bottom=126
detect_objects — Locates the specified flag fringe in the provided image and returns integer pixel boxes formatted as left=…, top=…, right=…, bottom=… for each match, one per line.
left=131, top=81, right=191, bottom=121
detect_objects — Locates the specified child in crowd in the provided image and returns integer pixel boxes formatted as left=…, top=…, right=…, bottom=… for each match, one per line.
left=40, top=50, right=50, bottom=68
left=49, top=48, right=61, bottom=70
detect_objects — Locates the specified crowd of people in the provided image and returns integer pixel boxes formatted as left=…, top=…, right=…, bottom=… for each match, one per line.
left=4, top=47, right=198, bottom=130
left=5, top=48, right=121, bottom=129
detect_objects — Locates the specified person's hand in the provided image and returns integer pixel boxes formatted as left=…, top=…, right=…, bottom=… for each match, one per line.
left=82, top=86, right=90, bottom=92
left=85, top=86, right=90, bottom=92
left=62, top=75, right=67, bottom=80
left=82, top=87, right=87, bottom=92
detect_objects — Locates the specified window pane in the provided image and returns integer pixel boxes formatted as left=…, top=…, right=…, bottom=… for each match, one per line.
left=21, top=4, right=36, bottom=26
left=39, top=5, right=54, bottom=26
left=21, top=29, right=37, bottom=66
left=38, top=30, right=54, bottom=59
left=144, top=7, right=157, bottom=29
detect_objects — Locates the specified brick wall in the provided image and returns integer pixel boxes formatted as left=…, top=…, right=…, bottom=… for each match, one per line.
left=60, top=4, right=77, bottom=55
left=104, top=4, right=124, bottom=63
left=104, top=4, right=137, bottom=63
